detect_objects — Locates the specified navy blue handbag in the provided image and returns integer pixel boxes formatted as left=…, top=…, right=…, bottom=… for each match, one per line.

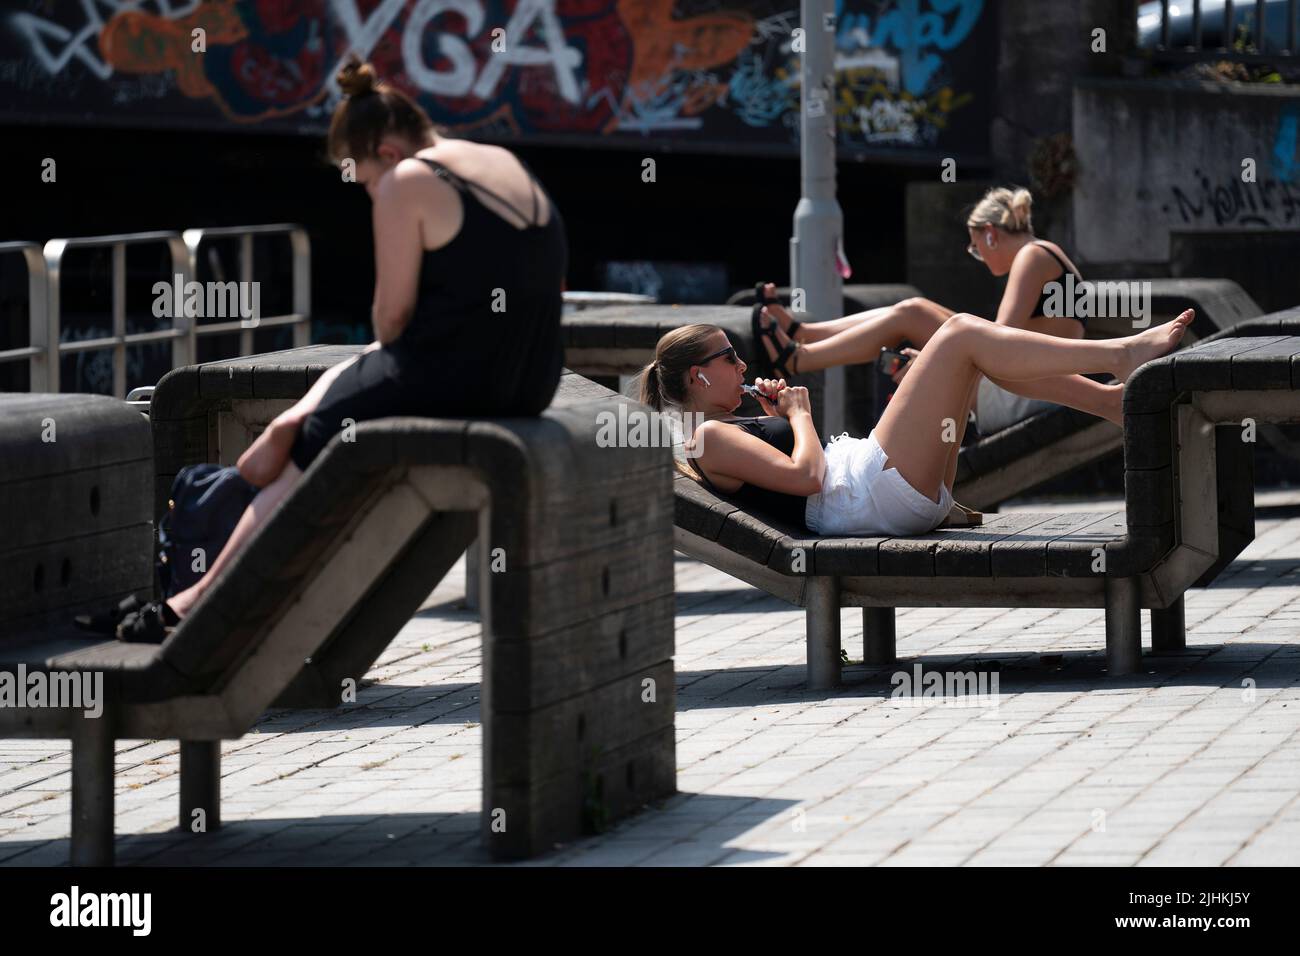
left=158, top=464, right=257, bottom=598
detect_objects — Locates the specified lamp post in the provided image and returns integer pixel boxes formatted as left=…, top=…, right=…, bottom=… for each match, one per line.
left=790, top=0, right=846, bottom=435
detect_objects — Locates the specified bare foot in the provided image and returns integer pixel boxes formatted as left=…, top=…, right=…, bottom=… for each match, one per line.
left=237, top=415, right=299, bottom=487
left=1115, top=309, right=1194, bottom=383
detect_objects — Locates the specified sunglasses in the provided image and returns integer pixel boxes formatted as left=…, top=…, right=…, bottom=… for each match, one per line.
left=698, top=344, right=740, bottom=365
left=966, top=241, right=983, bottom=262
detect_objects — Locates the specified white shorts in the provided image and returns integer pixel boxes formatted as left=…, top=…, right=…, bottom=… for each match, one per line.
left=804, top=431, right=953, bottom=537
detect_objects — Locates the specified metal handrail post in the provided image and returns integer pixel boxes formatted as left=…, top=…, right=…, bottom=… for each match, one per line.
left=182, top=224, right=311, bottom=353
left=43, top=231, right=191, bottom=398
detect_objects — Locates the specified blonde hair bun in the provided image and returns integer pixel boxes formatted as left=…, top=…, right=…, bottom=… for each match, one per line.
left=1007, top=188, right=1033, bottom=231
left=337, top=57, right=377, bottom=98
left=967, top=186, right=1034, bottom=234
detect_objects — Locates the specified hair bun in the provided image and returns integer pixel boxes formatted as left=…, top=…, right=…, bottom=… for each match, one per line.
left=337, top=56, right=377, bottom=97
left=1008, top=188, right=1033, bottom=231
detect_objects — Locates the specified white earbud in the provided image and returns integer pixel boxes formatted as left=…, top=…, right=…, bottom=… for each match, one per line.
left=699, top=373, right=712, bottom=386
left=985, top=233, right=994, bottom=248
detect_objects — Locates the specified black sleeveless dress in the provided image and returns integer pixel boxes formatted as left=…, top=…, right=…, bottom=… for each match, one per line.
left=290, top=153, right=567, bottom=470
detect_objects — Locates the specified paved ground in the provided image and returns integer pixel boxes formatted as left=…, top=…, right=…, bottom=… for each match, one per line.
left=3, top=492, right=1299, bottom=867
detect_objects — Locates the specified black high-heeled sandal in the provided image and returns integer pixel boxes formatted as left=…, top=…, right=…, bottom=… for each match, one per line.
left=115, top=601, right=181, bottom=644
left=750, top=282, right=803, bottom=340
left=751, top=283, right=804, bottom=379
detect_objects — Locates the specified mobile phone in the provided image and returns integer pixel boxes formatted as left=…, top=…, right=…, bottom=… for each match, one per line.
left=878, top=348, right=910, bottom=377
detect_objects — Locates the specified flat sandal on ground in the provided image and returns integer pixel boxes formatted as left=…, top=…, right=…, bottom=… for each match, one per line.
left=115, top=601, right=180, bottom=644
left=939, top=502, right=984, bottom=528
left=74, top=593, right=146, bottom=635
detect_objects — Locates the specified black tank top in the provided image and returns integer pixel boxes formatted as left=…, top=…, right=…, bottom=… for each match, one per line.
left=1031, top=241, right=1085, bottom=325
left=392, top=154, right=568, bottom=414
left=687, top=416, right=810, bottom=531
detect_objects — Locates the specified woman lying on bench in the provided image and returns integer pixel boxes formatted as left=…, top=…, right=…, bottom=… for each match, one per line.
left=115, top=57, right=568, bottom=641
left=753, top=186, right=1119, bottom=433
left=645, top=308, right=1194, bottom=537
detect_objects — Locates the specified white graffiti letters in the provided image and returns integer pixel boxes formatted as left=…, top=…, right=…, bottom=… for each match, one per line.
left=402, top=0, right=484, bottom=96
left=331, top=0, right=582, bottom=104
left=471, top=0, right=582, bottom=103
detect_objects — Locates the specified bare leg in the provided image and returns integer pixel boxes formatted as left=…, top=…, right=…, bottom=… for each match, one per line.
left=987, top=373, right=1123, bottom=425
left=874, top=311, right=1193, bottom=503
left=981, top=312, right=1122, bottom=423
left=238, top=342, right=380, bottom=487
left=167, top=462, right=303, bottom=617
left=761, top=297, right=952, bottom=373
left=762, top=287, right=955, bottom=342
left=944, top=373, right=982, bottom=491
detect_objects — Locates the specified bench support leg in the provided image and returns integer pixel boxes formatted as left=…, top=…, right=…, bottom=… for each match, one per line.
left=70, top=715, right=114, bottom=866
left=863, top=607, right=896, bottom=666
left=806, top=576, right=841, bottom=690
left=1151, top=596, right=1186, bottom=653
left=1104, top=576, right=1142, bottom=676
left=180, top=740, right=221, bottom=835
left=464, top=537, right=481, bottom=612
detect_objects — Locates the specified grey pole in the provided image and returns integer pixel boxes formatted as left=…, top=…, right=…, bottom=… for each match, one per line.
left=791, top=0, right=845, bottom=435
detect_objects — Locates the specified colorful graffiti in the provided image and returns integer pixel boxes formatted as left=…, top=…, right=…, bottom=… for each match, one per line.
left=1, top=0, right=992, bottom=159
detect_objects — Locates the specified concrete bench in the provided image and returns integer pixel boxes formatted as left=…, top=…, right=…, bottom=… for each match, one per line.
left=673, top=334, right=1300, bottom=689
left=561, top=304, right=763, bottom=382
left=1084, top=278, right=1264, bottom=341
left=0, top=394, right=154, bottom=640
left=1, top=356, right=676, bottom=864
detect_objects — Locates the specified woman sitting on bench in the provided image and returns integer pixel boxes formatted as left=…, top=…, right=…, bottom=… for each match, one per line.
left=644, top=308, right=1194, bottom=537
left=116, top=58, right=568, bottom=641
left=753, top=186, right=1118, bottom=433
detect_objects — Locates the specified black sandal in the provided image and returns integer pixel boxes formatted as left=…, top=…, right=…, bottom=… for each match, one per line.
left=750, top=283, right=803, bottom=379
left=750, top=282, right=803, bottom=341
left=115, top=601, right=181, bottom=644
left=74, top=594, right=146, bottom=635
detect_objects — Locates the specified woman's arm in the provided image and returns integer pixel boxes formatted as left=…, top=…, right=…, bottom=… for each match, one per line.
left=995, top=244, right=1061, bottom=328
left=370, top=163, right=428, bottom=345
left=688, top=386, right=826, bottom=496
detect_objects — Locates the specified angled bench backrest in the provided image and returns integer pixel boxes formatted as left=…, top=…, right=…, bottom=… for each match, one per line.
left=140, top=368, right=671, bottom=737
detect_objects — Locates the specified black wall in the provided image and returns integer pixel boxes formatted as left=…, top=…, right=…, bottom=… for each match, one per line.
left=1, top=123, right=921, bottom=344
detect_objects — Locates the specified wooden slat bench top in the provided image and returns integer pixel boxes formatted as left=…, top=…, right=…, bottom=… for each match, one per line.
left=675, top=471, right=1127, bottom=580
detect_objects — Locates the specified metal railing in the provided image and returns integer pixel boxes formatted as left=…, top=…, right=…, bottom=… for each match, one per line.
left=0, top=242, right=50, bottom=390
left=45, top=230, right=193, bottom=397
left=1, top=225, right=311, bottom=398
left=184, top=224, right=311, bottom=356
left=1142, top=0, right=1299, bottom=61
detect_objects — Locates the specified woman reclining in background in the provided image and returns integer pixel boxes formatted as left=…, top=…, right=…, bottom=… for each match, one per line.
left=644, top=308, right=1194, bottom=538
left=754, top=186, right=1120, bottom=434
left=113, top=57, right=568, bottom=641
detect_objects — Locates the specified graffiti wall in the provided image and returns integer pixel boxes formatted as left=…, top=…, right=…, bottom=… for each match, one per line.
left=1074, top=82, right=1300, bottom=265
left=0, top=0, right=992, bottom=161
